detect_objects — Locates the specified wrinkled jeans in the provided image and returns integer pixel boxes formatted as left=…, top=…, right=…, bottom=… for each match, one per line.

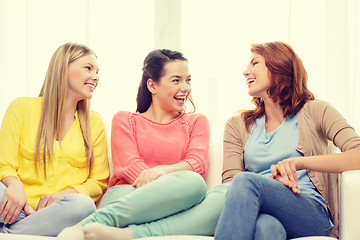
left=215, top=172, right=332, bottom=240
left=0, top=182, right=96, bottom=236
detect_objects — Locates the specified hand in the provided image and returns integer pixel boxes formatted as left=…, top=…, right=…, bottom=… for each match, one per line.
left=0, top=179, right=32, bottom=224
left=37, top=188, right=77, bottom=210
left=133, top=166, right=168, bottom=188
left=269, top=158, right=300, bottom=194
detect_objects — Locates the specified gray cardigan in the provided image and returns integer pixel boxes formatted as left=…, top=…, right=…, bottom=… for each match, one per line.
left=222, top=99, right=360, bottom=237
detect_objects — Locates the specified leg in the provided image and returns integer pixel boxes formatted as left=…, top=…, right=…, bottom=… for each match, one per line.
left=215, top=172, right=331, bottom=240
left=99, top=184, right=135, bottom=208
left=2, top=193, right=96, bottom=236
left=130, top=183, right=230, bottom=238
left=254, top=214, right=286, bottom=240
left=81, top=171, right=207, bottom=228
left=60, top=182, right=229, bottom=240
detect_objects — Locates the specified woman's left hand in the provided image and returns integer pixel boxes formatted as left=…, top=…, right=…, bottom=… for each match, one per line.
left=269, top=157, right=300, bottom=194
left=37, top=188, right=77, bottom=210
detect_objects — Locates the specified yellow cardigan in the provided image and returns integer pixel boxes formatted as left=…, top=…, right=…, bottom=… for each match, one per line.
left=0, top=97, right=109, bottom=210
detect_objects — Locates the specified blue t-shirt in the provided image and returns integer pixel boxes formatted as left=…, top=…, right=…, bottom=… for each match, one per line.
left=244, top=114, right=327, bottom=208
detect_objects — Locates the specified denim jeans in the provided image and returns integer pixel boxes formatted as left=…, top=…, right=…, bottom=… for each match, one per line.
left=0, top=182, right=96, bottom=236
left=215, top=172, right=332, bottom=240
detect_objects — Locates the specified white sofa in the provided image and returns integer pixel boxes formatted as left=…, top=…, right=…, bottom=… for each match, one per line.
left=0, top=142, right=359, bottom=240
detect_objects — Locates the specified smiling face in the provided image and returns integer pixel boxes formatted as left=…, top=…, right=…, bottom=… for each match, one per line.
left=243, top=53, right=271, bottom=99
left=152, top=60, right=191, bottom=114
left=67, top=53, right=99, bottom=102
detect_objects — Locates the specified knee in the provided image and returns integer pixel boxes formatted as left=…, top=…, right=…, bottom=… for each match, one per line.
left=232, top=172, right=258, bottom=185
left=225, top=172, right=263, bottom=204
left=160, top=171, right=207, bottom=205
left=62, top=194, right=96, bottom=222
left=229, top=172, right=257, bottom=193
left=255, top=214, right=286, bottom=240
left=172, top=171, right=207, bottom=199
left=183, top=171, right=206, bottom=189
left=231, top=172, right=265, bottom=192
left=100, top=185, right=135, bottom=208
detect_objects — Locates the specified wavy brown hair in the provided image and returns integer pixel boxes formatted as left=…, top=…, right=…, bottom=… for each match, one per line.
left=242, top=41, right=315, bottom=131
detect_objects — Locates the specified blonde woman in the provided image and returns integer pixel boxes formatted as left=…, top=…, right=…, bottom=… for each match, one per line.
left=0, top=43, right=109, bottom=236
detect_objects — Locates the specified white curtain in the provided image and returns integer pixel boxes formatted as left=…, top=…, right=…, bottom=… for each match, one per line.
left=0, top=0, right=359, bottom=140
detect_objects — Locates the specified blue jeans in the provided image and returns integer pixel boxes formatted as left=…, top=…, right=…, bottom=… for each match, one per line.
left=215, top=172, right=332, bottom=240
left=0, top=183, right=96, bottom=236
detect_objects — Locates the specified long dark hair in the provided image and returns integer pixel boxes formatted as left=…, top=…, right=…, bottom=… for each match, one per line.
left=136, top=49, right=195, bottom=113
left=242, top=41, right=315, bottom=131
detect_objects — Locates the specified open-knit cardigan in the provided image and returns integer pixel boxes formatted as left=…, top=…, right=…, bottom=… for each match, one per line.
left=222, top=99, right=360, bottom=237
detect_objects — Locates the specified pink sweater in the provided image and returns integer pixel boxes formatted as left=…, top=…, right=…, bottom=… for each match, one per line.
left=109, top=111, right=210, bottom=187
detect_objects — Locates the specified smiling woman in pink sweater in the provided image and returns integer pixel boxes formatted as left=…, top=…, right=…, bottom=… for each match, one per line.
left=109, top=110, right=208, bottom=187
left=58, top=49, right=210, bottom=240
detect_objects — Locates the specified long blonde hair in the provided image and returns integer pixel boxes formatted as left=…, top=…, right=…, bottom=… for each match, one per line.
left=35, top=43, right=95, bottom=174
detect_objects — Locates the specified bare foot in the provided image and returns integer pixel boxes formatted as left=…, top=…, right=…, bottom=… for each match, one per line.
left=57, top=224, right=84, bottom=240
left=83, top=222, right=134, bottom=240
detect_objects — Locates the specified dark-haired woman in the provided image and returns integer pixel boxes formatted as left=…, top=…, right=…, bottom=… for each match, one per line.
left=215, top=41, right=360, bottom=239
left=58, top=49, right=210, bottom=240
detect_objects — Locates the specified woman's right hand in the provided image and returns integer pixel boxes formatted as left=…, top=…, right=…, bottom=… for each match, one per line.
left=0, top=177, right=31, bottom=224
left=132, top=166, right=168, bottom=188
left=269, top=157, right=300, bottom=194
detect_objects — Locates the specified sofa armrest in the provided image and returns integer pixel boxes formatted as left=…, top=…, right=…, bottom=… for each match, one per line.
left=340, top=170, right=360, bottom=240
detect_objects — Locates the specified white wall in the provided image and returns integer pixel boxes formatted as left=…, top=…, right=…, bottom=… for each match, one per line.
left=180, top=0, right=360, bottom=139
left=348, top=0, right=360, bottom=132
left=0, top=0, right=155, bottom=135
left=1, top=0, right=359, bottom=141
